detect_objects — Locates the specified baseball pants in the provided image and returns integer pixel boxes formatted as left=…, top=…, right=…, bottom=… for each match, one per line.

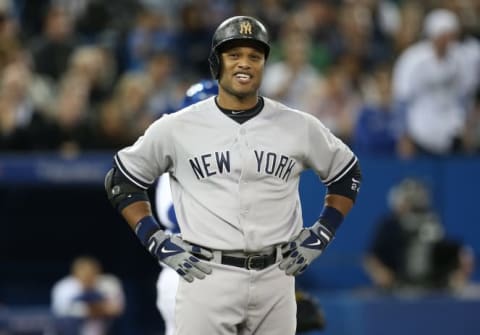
left=175, top=259, right=296, bottom=335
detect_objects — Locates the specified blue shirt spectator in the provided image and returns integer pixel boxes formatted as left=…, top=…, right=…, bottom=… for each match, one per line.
left=353, top=65, right=397, bottom=155
left=353, top=104, right=397, bottom=155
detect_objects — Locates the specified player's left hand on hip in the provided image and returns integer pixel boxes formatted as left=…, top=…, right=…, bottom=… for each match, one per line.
left=279, top=222, right=333, bottom=276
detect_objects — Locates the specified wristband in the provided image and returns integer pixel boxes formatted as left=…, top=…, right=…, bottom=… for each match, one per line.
left=318, top=206, right=344, bottom=233
left=135, top=216, right=160, bottom=246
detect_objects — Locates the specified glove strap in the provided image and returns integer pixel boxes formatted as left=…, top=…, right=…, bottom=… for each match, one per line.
left=315, top=222, right=334, bottom=245
left=312, top=219, right=334, bottom=250
left=135, top=215, right=160, bottom=246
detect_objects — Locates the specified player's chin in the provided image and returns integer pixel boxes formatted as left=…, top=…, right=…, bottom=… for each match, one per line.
left=233, top=88, right=256, bottom=99
left=232, top=82, right=259, bottom=97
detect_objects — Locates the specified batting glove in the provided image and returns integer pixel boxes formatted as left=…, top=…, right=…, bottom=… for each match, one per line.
left=135, top=216, right=213, bottom=282
left=279, top=221, right=333, bottom=276
left=147, top=230, right=213, bottom=282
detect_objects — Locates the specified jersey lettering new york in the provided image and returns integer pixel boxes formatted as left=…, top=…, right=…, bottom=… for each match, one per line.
left=188, top=149, right=295, bottom=182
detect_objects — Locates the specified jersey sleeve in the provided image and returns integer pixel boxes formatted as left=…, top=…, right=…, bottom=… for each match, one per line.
left=114, top=117, right=174, bottom=189
left=304, top=114, right=357, bottom=186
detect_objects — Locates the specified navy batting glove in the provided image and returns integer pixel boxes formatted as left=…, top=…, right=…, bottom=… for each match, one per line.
left=136, top=216, right=213, bottom=282
left=148, top=231, right=213, bottom=282
left=279, top=222, right=333, bottom=276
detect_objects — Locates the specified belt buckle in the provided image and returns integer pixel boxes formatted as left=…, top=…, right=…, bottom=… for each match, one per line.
left=246, top=255, right=264, bottom=270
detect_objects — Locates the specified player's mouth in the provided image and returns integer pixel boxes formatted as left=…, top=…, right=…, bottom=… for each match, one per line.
left=234, top=72, right=252, bottom=84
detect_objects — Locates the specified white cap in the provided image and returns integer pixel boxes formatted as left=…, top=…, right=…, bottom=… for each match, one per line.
left=423, top=9, right=459, bottom=39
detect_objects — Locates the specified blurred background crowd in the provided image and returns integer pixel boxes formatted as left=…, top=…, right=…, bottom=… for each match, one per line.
left=1, top=0, right=480, bottom=334
left=0, top=0, right=479, bottom=157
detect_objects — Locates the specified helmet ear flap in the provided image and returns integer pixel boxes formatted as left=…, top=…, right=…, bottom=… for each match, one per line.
left=208, top=50, right=221, bottom=79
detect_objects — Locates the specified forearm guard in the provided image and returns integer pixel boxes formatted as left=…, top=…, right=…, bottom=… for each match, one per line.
left=104, top=167, right=149, bottom=211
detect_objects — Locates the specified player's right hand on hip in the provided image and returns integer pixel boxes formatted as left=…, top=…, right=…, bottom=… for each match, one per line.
left=147, top=231, right=213, bottom=283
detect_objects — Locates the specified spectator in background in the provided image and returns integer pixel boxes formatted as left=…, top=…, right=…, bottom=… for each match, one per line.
left=456, top=29, right=480, bottom=110
left=50, top=73, right=95, bottom=155
left=66, top=45, right=116, bottom=107
left=363, top=178, right=473, bottom=292
left=145, top=51, right=182, bottom=118
left=392, top=1, right=424, bottom=55
left=174, top=3, right=213, bottom=79
left=353, top=64, right=397, bottom=155
left=429, top=239, right=476, bottom=293
left=13, top=0, right=50, bottom=42
left=71, top=0, right=112, bottom=43
left=326, top=1, right=399, bottom=85
left=293, top=0, right=342, bottom=72
left=337, top=2, right=379, bottom=74
left=255, top=0, right=289, bottom=42
left=124, top=8, right=175, bottom=71
left=364, top=178, right=443, bottom=290
left=307, top=65, right=362, bottom=146
left=51, top=256, right=125, bottom=335
left=437, top=0, right=480, bottom=154
left=74, top=0, right=141, bottom=43
left=112, top=71, right=153, bottom=139
left=90, top=98, right=135, bottom=150
left=29, top=4, right=78, bottom=81
left=0, top=0, right=21, bottom=72
left=392, top=9, right=469, bottom=157
left=0, top=61, right=57, bottom=151
left=368, top=0, right=401, bottom=53
left=261, top=19, right=322, bottom=114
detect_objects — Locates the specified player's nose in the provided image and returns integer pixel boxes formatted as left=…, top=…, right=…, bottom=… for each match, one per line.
left=237, top=63, right=251, bottom=71
left=237, top=57, right=252, bottom=69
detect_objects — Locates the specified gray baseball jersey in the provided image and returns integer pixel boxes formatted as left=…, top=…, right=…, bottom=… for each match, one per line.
left=115, top=96, right=357, bottom=252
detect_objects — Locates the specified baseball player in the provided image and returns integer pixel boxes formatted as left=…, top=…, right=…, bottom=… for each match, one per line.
left=105, top=16, right=361, bottom=335
left=51, top=256, right=125, bottom=335
left=155, top=79, right=219, bottom=335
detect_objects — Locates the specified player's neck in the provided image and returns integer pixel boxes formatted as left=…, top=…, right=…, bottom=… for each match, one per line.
left=216, top=92, right=259, bottom=111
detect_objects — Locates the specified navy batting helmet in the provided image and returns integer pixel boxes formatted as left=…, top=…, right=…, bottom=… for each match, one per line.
left=208, top=16, right=270, bottom=79
left=179, top=79, right=218, bottom=109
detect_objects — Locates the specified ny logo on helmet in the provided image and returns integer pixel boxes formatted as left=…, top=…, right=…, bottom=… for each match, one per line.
left=239, top=21, right=252, bottom=35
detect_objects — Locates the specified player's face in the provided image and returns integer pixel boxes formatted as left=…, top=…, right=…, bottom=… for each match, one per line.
left=218, top=42, right=265, bottom=104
